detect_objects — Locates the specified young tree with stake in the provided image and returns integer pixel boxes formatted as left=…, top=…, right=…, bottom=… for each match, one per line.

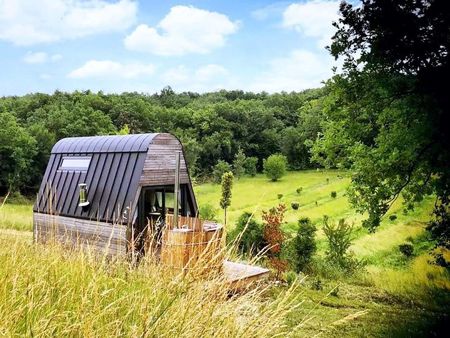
left=220, top=172, right=234, bottom=227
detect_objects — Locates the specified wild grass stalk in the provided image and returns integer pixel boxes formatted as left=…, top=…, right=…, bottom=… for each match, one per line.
left=0, top=237, right=303, bottom=337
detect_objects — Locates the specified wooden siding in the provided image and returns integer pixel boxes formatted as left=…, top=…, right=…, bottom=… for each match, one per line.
left=140, top=133, right=190, bottom=186
left=33, top=213, right=127, bottom=256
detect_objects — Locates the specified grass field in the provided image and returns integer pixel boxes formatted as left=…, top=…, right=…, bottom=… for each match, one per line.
left=0, top=170, right=449, bottom=337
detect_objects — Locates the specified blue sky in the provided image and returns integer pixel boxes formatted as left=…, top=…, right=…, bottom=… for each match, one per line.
left=0, top=0, right=345, bottom=95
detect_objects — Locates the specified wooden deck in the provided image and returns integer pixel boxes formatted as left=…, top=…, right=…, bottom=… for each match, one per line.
left=223, top=260, right=270, bottom=290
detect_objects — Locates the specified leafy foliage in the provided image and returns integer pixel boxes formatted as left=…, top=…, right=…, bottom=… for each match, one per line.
left=323, top=217, right=356, bottom=270
left=399, top=243, right=414, bottom=258
left=0, top=88, right=327, bottom=194
left=313, top=0, right=450, bottom=236
left=0, top=112, right=37, bottom=193
left=293, top=217, right=317, bottom=272
left=212, top=160, right=232, bottom=184
left=262, top=204, right=288, bottom=279
left=227, top=212, right=265, bottom=255
left=263, top=154, right=287, bottom=182
left=219, top=172, right=233, bottom=226
left=199, top=203, right=218, bottom=222
left=232, top=148, right=246, bottom=179
left=243, top=156, right=258, bottom=177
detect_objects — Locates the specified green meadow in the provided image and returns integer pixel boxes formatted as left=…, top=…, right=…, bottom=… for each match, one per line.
left=0, top=170, right=448, bottom=337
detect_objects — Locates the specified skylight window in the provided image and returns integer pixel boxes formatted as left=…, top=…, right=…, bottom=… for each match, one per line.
left=60, top=157, right=91, bottom=171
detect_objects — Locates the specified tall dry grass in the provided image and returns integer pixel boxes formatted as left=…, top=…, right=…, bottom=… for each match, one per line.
left=0, top=236, right=303, bottom=337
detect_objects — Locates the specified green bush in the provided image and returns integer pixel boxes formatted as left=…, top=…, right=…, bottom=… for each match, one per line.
left=330, top=191, right=337, bottom=198
left=232, top=148, right=246, bottom=178
left=199, top=203, right=218, bottom=222
left=293, top=217, right=317, bottom=272
left=296, top=187, right=303, bottom=195
left=311, top=278, right=323, bottom=291
left=283, top=271, right=298, bottom=286
left=330, top=285, right=340, bottom=297
left=227, top=212, right=265, bottom=255
left=263, top=154, right=287, bottom=181
left=389, top=214, right=398, bottom=221
left=243, top=156, right=258, bottom=177
left=399, top=243, right=414, bottom=257
left=291, top=202, right=299, bottom=210
left=212, top=160, right=232, bottom=183
left=323, top=217, right=359, bottom=271
left=277, top=193, right=283, bottom=200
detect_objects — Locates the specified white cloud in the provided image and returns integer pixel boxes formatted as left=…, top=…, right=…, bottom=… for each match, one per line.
left=251, top=2, right=287, bottom=21
left=161, top=65, right=190, bottom=84
left=0, top=0, right=137, bottom=45
left=282, top=0, right=340, bottom=48
left=249, top=49, right=336, bottom=93
left=23, top=52, right=48, bottom=64
left=23, top=51, right=62, bottom=64
left=124, top=6, right=239, bottom=56
left=195, top=64, right=228, bottom=82
left=40, top=73, right=52, bottom=80
left=51, top=54, right=63, bottom=62
left=68, top=60, right=155, bottom=79
left=161, top=64, right=230, bottom=91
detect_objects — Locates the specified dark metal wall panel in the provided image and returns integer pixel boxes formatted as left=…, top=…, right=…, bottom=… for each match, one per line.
left=34, top=133, right=179, bottom=223
left=120, top=152, right=147, bottom=220
left=88, top=153, right=115, bottom=220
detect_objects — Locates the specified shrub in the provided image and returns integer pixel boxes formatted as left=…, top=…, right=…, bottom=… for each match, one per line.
left=283, top=271, right=298, bottom=286
left=330, top=191, right=337, bottom=198
left=311, top=278, right=323, bottom=290
left=389, top=214, right=397, bottom=221
left=330, top=285, right=340, bottom=297
left=293, top=217, right=317, bottom=272
left=199, top=203, right=218, bottom=221
left=291, top=202, right=299, bottom=210
left=296, top=187, right=303, bottom=195
left=212, top=160, right=231, bottom=183
left=228, top=212, right=265, bottom=255
left=232, top=148, right=246, bottom=178
left=263, top=154, right=287, bottom=181
left=399, top=243, right=414, bottom=257
left=277, top=193, right=283, bottom=200
left=243, top=156, right=258, bottom=177
left=262, top=204, right=288, bottom=279
left=4, top=191, right=31, bottom=204
left=326, top=178, right=330, bottom=184
left=323, top=217, right=355, bottom=269
left=220, top=172, right=233, bottom=226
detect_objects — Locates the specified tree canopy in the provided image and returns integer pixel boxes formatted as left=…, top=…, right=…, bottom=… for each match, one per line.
left=0, top=88, right=326, bottom=195
left=312, top=0, right=449, bottom=238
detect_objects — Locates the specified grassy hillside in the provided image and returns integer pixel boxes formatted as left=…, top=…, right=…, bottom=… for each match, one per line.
left=0, top=170, right=448, bottom=337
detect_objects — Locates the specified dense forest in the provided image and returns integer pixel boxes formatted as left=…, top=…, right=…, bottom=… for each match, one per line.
left=0, top=87, right=327, bottom=195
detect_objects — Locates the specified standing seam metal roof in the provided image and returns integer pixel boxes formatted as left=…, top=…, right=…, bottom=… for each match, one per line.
left=51, top=133, right=158, bottom=153
left=34, top=133, right=159, bottom=223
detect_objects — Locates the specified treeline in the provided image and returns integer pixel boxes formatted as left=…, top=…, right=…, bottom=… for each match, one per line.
left=0, top=87, right=327, bottom=195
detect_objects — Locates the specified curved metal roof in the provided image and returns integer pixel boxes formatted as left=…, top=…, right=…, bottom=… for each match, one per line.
left=51, top=133, right=158, bottom=154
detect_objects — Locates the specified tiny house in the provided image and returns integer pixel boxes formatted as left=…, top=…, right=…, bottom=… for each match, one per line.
left=33, top=133, right=198, bottom=256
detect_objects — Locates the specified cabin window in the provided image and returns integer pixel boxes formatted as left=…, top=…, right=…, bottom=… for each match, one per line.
left=60, top=157, right=91, bottom=171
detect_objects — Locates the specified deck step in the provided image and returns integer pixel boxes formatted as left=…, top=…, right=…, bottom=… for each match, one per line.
left=223, top=260, right=270, bottom=290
